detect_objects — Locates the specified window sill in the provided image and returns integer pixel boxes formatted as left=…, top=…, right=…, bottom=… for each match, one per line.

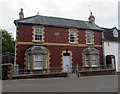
left=86, top=43, right=94, bottom=45
left=84, top=65, right=90, bottom=67
left=84, top=65, right=98, bottom=68
left=33, top=68, right=43, bottom=70
left=33, top=41, right=44, bottom=43
left=69, top=42, right=78, bottom=45
left=91, top=65, right=98, bottom=67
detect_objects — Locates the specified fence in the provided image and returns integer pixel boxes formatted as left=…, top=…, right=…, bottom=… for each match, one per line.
left=13, top=64, right=115, bottom=75
left=2, top=63, right=13, bottom=80
left=72, top=64, right=115, bottom=72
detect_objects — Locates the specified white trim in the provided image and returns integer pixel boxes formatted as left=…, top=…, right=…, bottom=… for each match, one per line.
left=33, top=27, right=43, bottom=42
left=33, top=54, right=43, bottom=70
left=69, top=30, right=78, bottom=44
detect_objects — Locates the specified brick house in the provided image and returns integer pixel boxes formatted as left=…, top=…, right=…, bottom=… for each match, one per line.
left=14, top=9, right=104, bottom=73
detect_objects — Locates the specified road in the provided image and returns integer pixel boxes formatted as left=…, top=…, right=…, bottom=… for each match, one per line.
left=2, top=75, right=119, bottom=92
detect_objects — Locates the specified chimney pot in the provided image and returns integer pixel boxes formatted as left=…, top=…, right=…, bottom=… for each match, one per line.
left=88, top=12, right=95, bottom=23
left=19, top=8, right=24, bottom=19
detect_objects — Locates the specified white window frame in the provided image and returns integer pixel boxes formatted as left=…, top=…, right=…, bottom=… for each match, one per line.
left=33, top=54, right=43, bottom=70
left=34, top=27, right=43, bottom=42
left=86, top=31, right=93, bottom=44
left=85, top=55, right=90, bottom=67
left=28, top=55, right=30, bottom=69
left=69, top=30, right=77, bottom=44
left=84, top=54, right=98, bottom=67
left=91, top=54, right=98, bottom=67
left=113, top=29, right=118, bottom=37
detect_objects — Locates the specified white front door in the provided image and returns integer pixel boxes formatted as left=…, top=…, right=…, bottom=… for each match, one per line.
left=63, top=56, right=71, bottom=72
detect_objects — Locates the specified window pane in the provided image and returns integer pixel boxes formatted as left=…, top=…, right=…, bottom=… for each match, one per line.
left=34, top=54, right=43, bottom=69
left=87, top=32, right=93, bottom=44
left=91, top=54, right=98, bottom=66
left=70, top=31, right=77, bottom=43
left=34, top=27, right=43, bottom=41
left=34, top=61, right=42, bottom=69
left=85, top=55, right=89, bottom=66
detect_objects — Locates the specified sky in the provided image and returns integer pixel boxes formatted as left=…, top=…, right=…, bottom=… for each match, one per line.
left=0, top=0, right=119, bottom=39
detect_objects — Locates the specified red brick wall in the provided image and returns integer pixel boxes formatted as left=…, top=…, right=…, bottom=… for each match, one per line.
left=18, top=25, right=32, bottom=42
left=17, top=25, right=102, bottom=45
left=16, top=45, right=31, bottom=69
left=16, top=25, right=103, bottom=69
left=94, top=31, right=102, bottom=45
left=16, top=45, right=103, bottom=69
left=44, top=27, right=69, bottom=43
left=78, top=30, right=86, bottom=44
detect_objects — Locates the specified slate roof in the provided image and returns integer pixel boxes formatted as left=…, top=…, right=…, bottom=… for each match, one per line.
left=14, top=15, right=103, bottom=31
left=102, top=27, right=120, bottom=41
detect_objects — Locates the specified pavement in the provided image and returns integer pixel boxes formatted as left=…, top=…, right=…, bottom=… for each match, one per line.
left=2, top=75, right=119, bottom=92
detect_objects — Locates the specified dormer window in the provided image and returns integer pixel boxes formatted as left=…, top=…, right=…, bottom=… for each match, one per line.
left=69, top=29, right=78, bottom=44
left=113, top=29, right=118, bottom=37
left=33, top=26, right=45, bottom=42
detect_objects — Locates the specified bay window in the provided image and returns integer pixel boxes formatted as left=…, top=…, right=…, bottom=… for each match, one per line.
left=83, top=47, right=99, bottom=67
left=85, top=54, right=98, bottom=67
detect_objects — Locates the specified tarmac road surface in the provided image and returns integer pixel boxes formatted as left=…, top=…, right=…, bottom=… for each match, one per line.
left=2, top=75, right=119, bottom=92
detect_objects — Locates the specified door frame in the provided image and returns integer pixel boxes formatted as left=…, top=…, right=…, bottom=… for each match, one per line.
left=61, top=51, right=73, bottom=72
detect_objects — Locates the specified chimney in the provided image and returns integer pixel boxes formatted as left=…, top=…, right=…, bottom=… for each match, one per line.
left=88, top=12, right=95, bottom=23
left=19, top=8, right=24, bottom=19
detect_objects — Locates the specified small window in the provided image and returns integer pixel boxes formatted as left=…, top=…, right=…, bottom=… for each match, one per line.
left=86, top=31, right=93, bottom=44
left=34, top=27, right=43, bottom=42
left=69, top=30, right=77, bottom=43
left=113, top=29, right=118, bottom=37
left=33, top=54, right=43, bottom=69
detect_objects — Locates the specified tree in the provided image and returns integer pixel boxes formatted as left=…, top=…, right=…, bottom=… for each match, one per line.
left=0, top=29, right=15, bottom=53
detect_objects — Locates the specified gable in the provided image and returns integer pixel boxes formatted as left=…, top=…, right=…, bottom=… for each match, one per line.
left=103, top=27, right=120, bottom=41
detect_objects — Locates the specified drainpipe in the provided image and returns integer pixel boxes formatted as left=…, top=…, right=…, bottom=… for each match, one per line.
left=14, top=22, right=18, bottom=75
